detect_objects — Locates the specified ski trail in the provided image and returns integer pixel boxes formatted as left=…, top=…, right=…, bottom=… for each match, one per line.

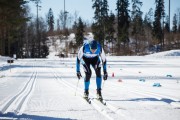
left=0, top=71, right=37, bottom=115
left=108, top=81, right=180, bottom=101
left=50, top=68, right=126, bottom=120
left=103, top=81, right=180, bottom=111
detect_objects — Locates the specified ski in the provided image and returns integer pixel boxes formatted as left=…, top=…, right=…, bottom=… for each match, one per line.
left=84, top=97, right=91, bottom=104
left=96, top=98, right=106, bottom=105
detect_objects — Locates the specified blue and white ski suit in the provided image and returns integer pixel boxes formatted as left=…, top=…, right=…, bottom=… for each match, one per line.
left=76, top=41, right=107, bottom=90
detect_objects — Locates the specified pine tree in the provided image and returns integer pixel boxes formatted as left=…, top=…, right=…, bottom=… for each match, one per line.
left=144, top=8, right=154, bottom=51
left=144, top=8, right=153, bottom=29
left=47, top=8, right=54, bottom=34
left=164, top=15, right=170, bottom=33
left=106, top=11, right=115, bottom=54
left=75, top=17, right=85, bottom=47
left=116, top=0, right=130, bottom=54
left=163, top=15, right=171, bottom=50
left=92, top=0, right=102, bottom=22
left=102, top=0, right=109, bottom=16
left=102, top=0, right=109, bottom=42
left=172, top=13, right=177, bottom=33
left=0, top=0, right=28, bottom=56
left=131, top=0, right=143, bottom=54
left=92, top=0, right=109, bottom=46
left=92, top=0, right=102, bottom=44
left=153, top=0, right=165, bottom=50
left=106, top=11, right=115, bottom=41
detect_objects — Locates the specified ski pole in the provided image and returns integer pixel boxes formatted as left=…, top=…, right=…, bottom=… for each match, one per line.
left=75, top=78, right=80, bottom=96
left=102, top=80, right=106, bottom=89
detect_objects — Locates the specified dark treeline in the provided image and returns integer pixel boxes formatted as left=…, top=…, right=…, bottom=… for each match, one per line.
left=0, top=0, right=180, bottom=57
left=89, top=0, right=180, bottom=55
left=0, top=0, right=48, bottom=58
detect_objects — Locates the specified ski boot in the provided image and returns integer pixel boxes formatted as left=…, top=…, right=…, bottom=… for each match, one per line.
left=83, top=90, right=89, bottom=99
left=83, top=90, right=91, bottom=104
left=97, top=89, right=103, bottom=101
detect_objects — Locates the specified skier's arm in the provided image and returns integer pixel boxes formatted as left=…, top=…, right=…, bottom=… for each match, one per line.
left=100, top=48, right=107, bottom=73
left=76, top=46, right=84, bottom=72
left=100, top=48, right=108, bottom=80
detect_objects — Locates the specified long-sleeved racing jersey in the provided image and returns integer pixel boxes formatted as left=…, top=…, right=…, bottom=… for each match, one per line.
left=76, top=41, right=107, bottom=73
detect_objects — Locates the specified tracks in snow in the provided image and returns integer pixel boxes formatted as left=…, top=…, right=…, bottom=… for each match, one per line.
left=103, top=81, right=180, bottom=110
left=51, top=68, right=124, bottom=120
left=108, top=81, right=180, bottom=102
left=0, top=71, right=37, bottom=115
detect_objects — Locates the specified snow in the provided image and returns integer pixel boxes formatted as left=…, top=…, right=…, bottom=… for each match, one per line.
left=0, top=50, right=180, bottom=120
left=147, top=50, right=180, bottom=57
left=69, top=33, right=75, bottom=40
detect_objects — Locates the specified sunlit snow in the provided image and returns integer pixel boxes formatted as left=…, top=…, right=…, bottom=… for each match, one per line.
left=0, top=49, right=180, bottom=120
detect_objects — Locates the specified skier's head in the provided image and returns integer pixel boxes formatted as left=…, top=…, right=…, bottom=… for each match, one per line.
left=89, top=40, right=97, bottom=53
left=84, top=33, right=94, bottom=41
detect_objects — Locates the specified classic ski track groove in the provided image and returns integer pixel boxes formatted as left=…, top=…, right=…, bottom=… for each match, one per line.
left=51, top=68, right=124, bottom=120
left=0, top=71, right=37, bottom=115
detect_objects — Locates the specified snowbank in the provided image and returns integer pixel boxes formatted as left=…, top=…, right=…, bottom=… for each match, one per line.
left=147, top=50, right=180, bottom=57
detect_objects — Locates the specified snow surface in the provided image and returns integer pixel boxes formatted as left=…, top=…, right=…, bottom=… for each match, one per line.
left=0, top=50, right=180, bottom=120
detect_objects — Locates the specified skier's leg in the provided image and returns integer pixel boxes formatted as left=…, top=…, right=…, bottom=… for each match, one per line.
left=95, top=67, right=102, bottom=90
left=93, top=59, right=103, bottom=99
left=84, top=71, right=91, bottom=90
left=93, top=58, right=102, bottom=90
left=82, top=59, right=91, bottom=97
left=95, top=67, right=103, bottom=99
left=84, top=71, right=91, bottom=98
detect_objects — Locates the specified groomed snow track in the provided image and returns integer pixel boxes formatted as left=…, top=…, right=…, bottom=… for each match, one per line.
left=51, top=68, right=125, bottom=120
left=0, top=71, right=37, bottom=115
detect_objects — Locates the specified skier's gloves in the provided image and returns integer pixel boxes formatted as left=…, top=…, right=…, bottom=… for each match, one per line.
left=77, top=71, right=82, bottom=79
left=103, top=71, right=108, bottom=80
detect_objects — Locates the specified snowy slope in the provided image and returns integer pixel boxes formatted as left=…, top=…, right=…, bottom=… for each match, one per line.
left=0, top=50, right=180, bottom=120
left=147, top=50, right=180, bottom=57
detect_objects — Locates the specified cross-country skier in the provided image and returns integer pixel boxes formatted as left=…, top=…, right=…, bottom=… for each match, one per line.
left=76, top=39, right=108, bottom=100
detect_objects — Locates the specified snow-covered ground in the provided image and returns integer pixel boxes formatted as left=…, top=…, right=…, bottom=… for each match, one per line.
left=0, top=50, right=180, bottom=120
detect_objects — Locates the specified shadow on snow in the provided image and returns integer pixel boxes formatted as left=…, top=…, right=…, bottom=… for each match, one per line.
left=106, top=97, right=180, bottom=104
left=0, top=112, right=77, bottom=120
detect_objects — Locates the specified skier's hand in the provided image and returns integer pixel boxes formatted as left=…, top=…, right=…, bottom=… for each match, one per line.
left=77, top=71, right=82, bottom=79
left=103, top=71, right=108, bottom=80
